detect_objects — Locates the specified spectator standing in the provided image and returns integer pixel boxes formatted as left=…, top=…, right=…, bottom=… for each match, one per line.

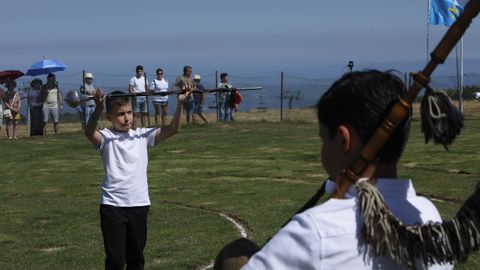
left=28, top=78, right=44, bottom=136
left=40, top=73, right=63, bottom=135
left=217, top=72, right=234, bottom=123
left=78, top=72, right=96, bottom=129
left=2, top=80, right=21, bottom=140
left=149, top=68, right=169, bottom=126
left=0, top=86, right=4, bottom=136
left=129, top=65, right=148, bottom=127
left=193, top=74, right=208, bottom=124
left=173, top=65, right=194, bottom=124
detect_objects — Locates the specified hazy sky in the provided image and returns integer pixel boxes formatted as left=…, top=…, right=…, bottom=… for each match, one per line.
left=1, top=0, right=479, bottom=78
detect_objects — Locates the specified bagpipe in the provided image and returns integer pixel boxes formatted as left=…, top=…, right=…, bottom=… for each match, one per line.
left=214, top=0, right=480, bottom=269
left=63, top=86, right=262, bottom=108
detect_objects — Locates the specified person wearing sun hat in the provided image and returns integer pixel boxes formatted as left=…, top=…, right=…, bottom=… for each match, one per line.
left=78, top=72, right=97, bottom=129
left=192, top=74, right=208, bottom=123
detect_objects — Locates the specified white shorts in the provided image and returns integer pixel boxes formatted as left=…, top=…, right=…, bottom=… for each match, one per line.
left=43, top=107, right=59, bottom=123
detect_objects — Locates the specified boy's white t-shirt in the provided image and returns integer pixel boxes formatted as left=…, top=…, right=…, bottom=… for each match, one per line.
left=97, top=127, right=157, bottom=207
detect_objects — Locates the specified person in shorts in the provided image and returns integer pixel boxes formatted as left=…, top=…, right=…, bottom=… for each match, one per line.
left=129, top=65, right=148, bottom=127
left=78, top=72, right=97, bottom=129
left=2, top=80, right=21, bottom=139
left=173, top=65, right=194, bottom=124
left=40, top=73, right=63, bottom=135
left=149, top=68, right=169, bottom=126
left=193, top=74, right=208, bottom=124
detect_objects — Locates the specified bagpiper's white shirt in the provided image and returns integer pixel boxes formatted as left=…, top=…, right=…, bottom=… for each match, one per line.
left=97, top=127, right=157, bottom=207
left=242, top=178, right=453, bottom=270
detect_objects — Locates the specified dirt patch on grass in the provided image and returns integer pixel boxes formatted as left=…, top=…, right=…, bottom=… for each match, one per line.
left=165, top=168, right=189, bottom=173
left=167, top=149, right=185, bottom=154
left=270, top=178, right=307, bottom=184
left=42, top=188, right=61, bottom=194
left=256, top=147, right=284, bottom=153
left=40, top=246, right=66, bottom=253
left=305, top=173, right=326, bottom=179
left=402, top=162, right=418, bottom=168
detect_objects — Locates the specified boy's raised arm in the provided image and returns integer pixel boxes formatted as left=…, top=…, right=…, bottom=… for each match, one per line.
left=85, top=89, right=104, bottom=146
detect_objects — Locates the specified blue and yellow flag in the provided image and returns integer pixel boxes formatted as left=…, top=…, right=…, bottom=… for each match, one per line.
left=429, top=0, right=463, bottom=26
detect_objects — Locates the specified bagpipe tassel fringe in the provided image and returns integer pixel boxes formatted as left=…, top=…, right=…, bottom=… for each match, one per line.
left=356, top=181, right=480, bottom=269
left=420, top=87, right=464, bottom=150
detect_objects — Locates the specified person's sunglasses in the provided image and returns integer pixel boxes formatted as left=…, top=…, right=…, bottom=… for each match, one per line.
left=157, top=73, right=163, bottom=75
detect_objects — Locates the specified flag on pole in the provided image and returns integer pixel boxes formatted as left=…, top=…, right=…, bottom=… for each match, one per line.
left=429, top=0, right=463, bottom=26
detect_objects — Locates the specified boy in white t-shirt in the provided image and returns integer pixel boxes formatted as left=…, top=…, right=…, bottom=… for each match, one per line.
left=85, top=83, right=192, bottom=269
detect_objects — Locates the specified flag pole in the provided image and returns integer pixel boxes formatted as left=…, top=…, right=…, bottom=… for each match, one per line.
left=455, top=37, right=464, bottom=113
left=458, top=37, right=464, bottom=113
left=427, top=0, right=431, bottom=64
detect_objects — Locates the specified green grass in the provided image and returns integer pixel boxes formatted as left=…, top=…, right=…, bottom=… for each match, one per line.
left=1, top=114, right=480, bottom=269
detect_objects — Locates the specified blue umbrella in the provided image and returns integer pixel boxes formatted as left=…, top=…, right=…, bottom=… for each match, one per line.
left=26, top=59, right=67, bottom=76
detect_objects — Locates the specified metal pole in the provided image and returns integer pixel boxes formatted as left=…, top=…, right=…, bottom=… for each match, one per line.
left=427, top=0, right=431, bottom=64
left=215, top=70, right=219, bottom=123
left=457, top=37, right=464, bottom=113
left=82, top=70, right=87, bottom=128
left=27, top=94, right=31, bottom=137
left=280, top=71, right=284, bottom=122
left=144, top=72, right=151, bottom=127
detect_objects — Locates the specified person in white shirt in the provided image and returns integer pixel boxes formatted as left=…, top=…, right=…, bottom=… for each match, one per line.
left=216, top=70, right=453, bottom=270
left=78, top=72, right=97, bottom=129
left=85, top=81, right=193, bottom=270
left=129, top=65, right=148, bottom=127
left=149, top=68, right=169, bottom=126
left=217, top=72, right=234, bottom=123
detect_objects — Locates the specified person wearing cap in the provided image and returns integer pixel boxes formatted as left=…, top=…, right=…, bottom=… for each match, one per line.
left=173, top=65, right=195, bottom=124
left=78, top=72, right=97, bottom=129
left=28, top=78, right=44, bottom=136
left=239, top=70, right=452, bottom=269
left=129, top=65, right=148, bottom=127
left=217, top=73, right=234, bottom=123
left=193, top=74, right=208, bottom=124
left=149, top=68, right=169, bottom=126
left=40, top=73, right=63, bottom=135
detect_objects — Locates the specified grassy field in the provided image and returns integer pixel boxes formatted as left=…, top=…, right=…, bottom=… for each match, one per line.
left=1, top=102, right=480, bottom=269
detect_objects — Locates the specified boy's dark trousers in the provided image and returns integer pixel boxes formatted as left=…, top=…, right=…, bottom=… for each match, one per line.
left=100, top=204, right=150, bottom=270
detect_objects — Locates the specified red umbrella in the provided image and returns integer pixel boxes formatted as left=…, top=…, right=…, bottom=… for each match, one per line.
left=0, top=70, right=24, bottom=84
